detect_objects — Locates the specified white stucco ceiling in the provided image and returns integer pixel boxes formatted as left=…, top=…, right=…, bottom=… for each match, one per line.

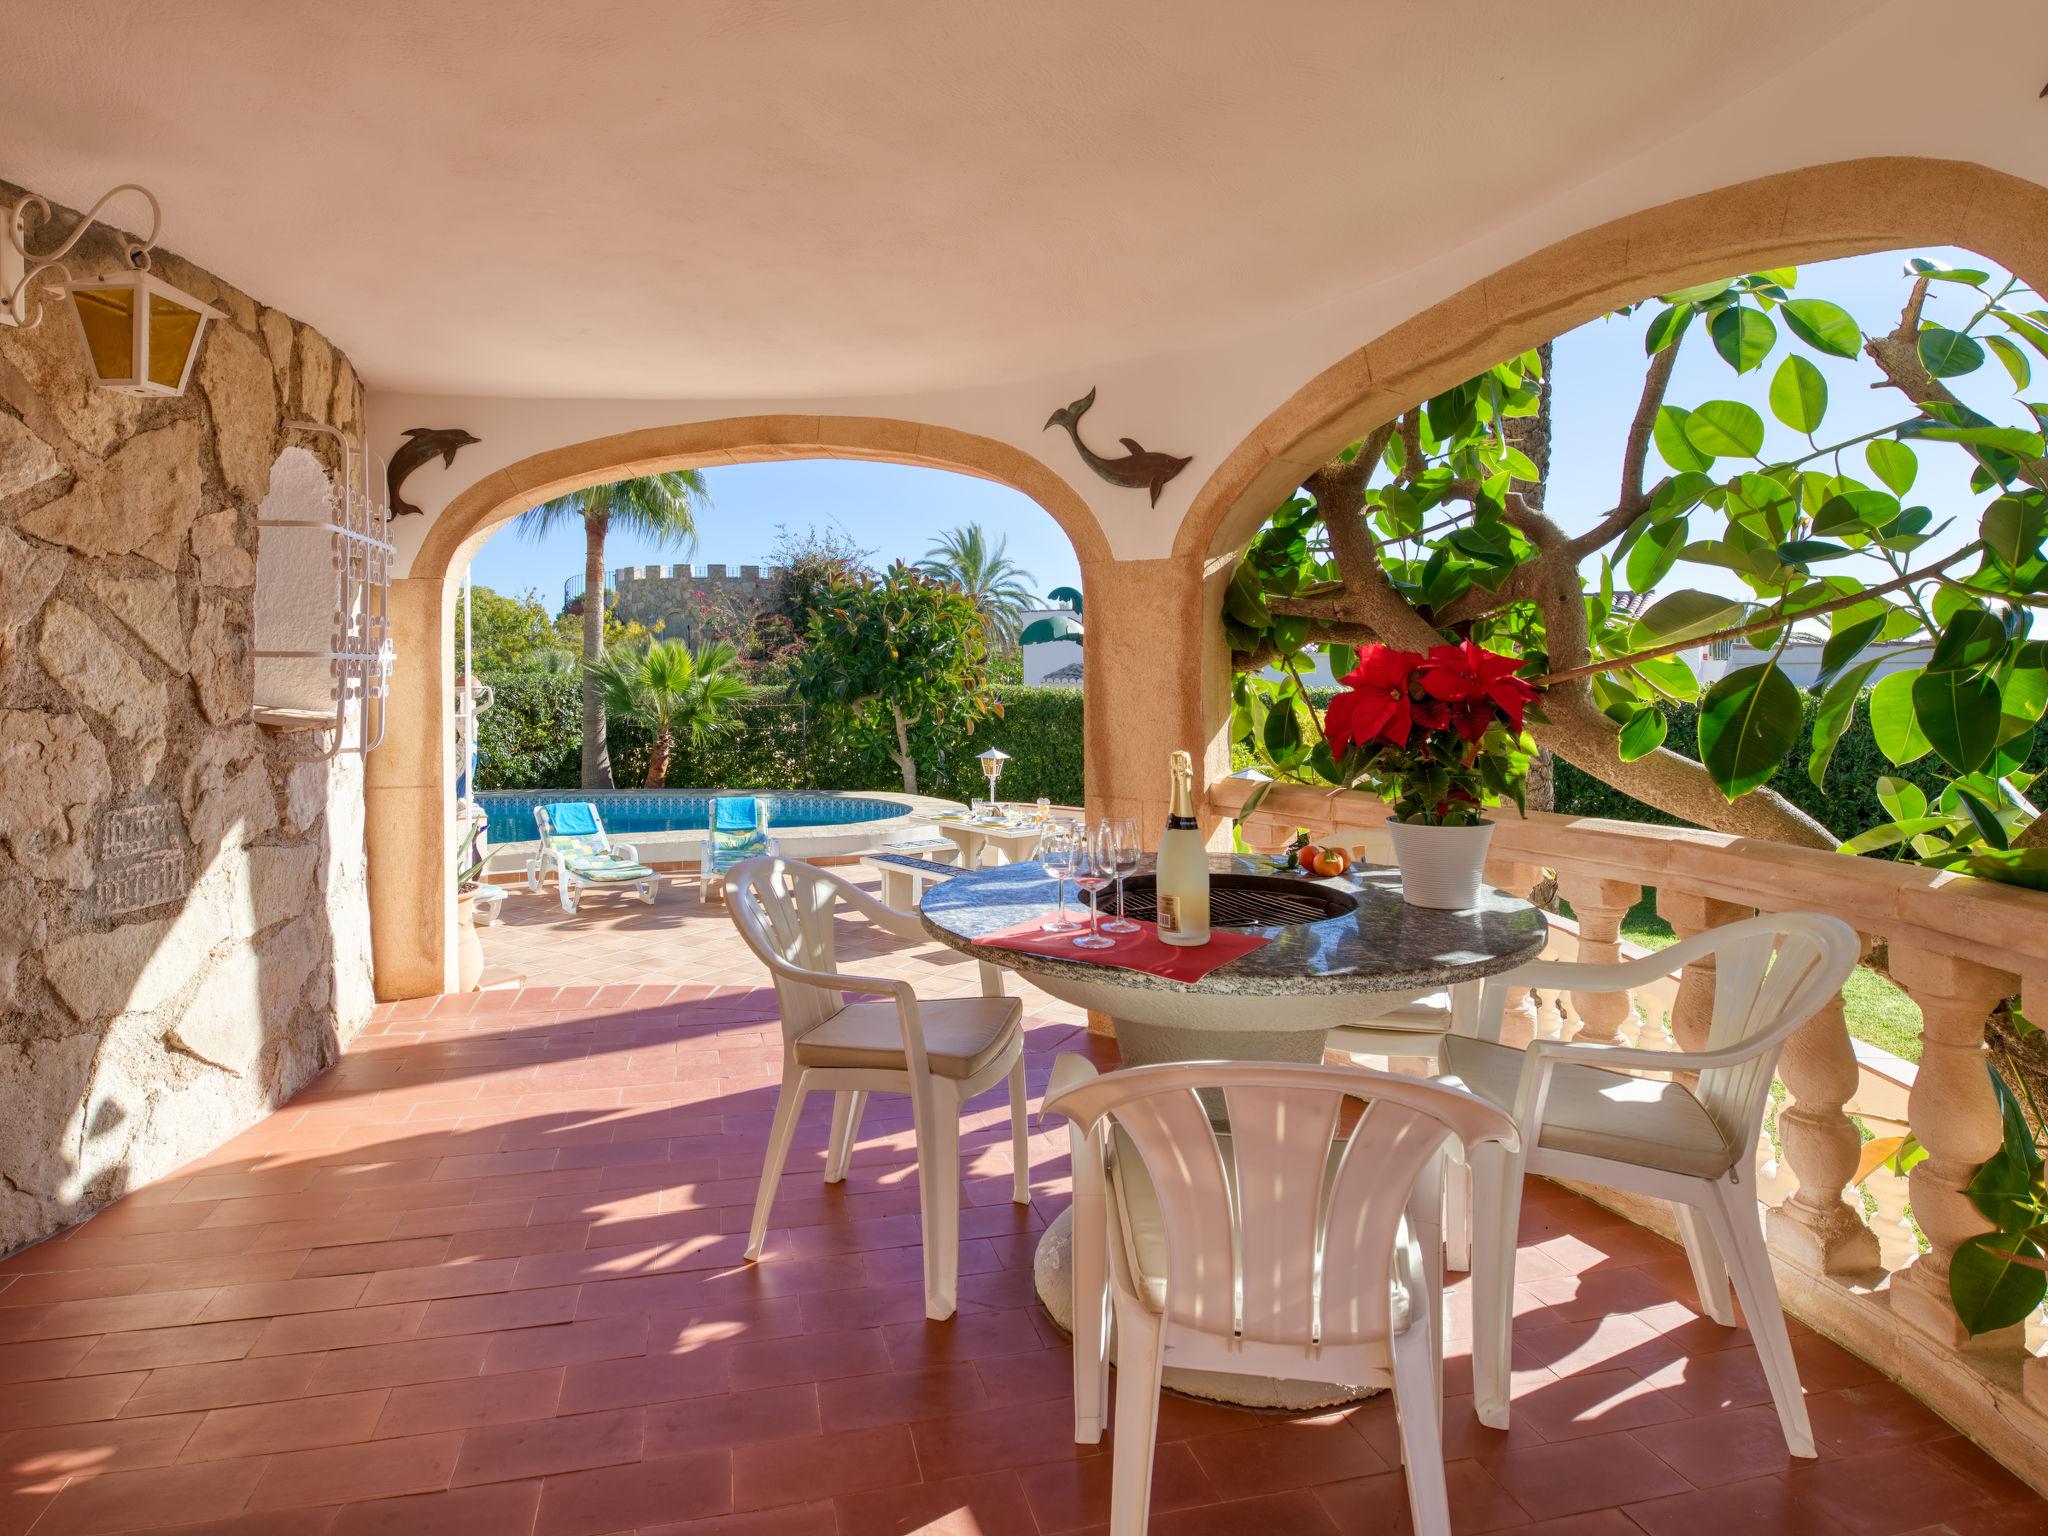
left=12, top=0, right=2023, bottom=404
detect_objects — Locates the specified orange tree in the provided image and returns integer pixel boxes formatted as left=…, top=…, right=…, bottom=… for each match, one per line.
left=1227, top=258, right=2048, bottom=887
left=791, top=561, right=999, bottom=794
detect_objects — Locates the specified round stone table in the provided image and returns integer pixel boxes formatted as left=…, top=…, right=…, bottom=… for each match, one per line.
left=919, top=853, right=1548, bottom=1407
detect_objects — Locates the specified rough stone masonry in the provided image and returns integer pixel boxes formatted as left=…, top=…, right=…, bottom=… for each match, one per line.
left=0, top=180, right=374, bottom=1255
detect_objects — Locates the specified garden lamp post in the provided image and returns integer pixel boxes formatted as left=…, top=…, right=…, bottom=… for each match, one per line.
left=977, top=747, right=1011, bottom=806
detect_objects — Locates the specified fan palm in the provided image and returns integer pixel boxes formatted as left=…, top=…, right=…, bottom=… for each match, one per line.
left=919, top=523, right=1037, bottom=649
left=518, top=471, right=711, bottom=787
left=585, top=639, right=749, bottom=788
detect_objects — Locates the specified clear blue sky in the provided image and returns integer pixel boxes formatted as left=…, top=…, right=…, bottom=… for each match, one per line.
left=468, top=246, right=2023, bottom=612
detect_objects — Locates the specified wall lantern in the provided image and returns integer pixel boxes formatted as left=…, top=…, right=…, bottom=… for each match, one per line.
left=1, top=183, right=222, bottom=396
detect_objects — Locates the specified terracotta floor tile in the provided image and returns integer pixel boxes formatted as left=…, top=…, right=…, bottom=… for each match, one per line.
left=910, top=1400, right=1104, bottom=1483
left=119, top=1354, right=319, bottom=1417
left=1783, top=1443, right=2006, bottom=1536
left=832, top=1469, right=1040, bottom=1536
left=1314, top=1459, right=1534, bottom=1535
left=67, top=1320, right=263, bottom=1377
left=31, top=1456, right=269, bottom=1535
left=1512, top=1365, right=1691, bottom=1442
left=557, top=1343, right=731, bottom=1413
left=532, top=1449, right=732, bottom=1536
left=179, top=1387, right=389, bottom=1462
left=0, top=1409, right=202, bottom=1478
left=480, top=1316, right=649, bottom=1375
left=375, top=1368, right=564, bottom=1439
left=0, top=1371, right=144, bottom=1431
left=815, top=1361, right=988, bottom=1432
left=452, top=1406, right=643, bottom=1485
left=1487, top=1431, right=1693, bottom=1520
left=248, top=1302, right=427, bottom=1358
left=329, top=1480, right=540, bottom=1536
left=733, top=1422, right=919, bottom=1510
left=1632, top=1403, right=1804, bottom=1486
left=726, top=1326, right=891, bottom=1391
left=643, top=1383, right=818, bottom=1455
left=0, top=1336, right=100, bottom=1384
left=306, top=1333, right=492, bottom=1394
left=244, top=1429, right=464, bottom=1510
left=1626, top=1473, right=1854, bottom=1536
left=1146, top=1487, right=1343, bottom=1536
left=1183, top=1416, right=1390, bottom=1499
left=1017, top=1440, right=1220, bottom=1533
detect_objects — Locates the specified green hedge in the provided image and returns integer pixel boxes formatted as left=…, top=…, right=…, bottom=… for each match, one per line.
left=482, top=670, right=2040, bottom=836
left=475, top=673, right=1087, bottom=805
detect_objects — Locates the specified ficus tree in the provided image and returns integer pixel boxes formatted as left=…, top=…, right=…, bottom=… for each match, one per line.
left=1226, top=255, right=2048, bottom=890
left=791, top=561, right=1000, bottom=793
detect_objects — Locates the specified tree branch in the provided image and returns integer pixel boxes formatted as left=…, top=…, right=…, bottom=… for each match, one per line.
left=1534, top=541, right=1983, bottom=686
left=1865, top=276, right=2048, bottom=495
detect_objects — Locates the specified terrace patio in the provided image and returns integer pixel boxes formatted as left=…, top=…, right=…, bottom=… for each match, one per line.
left=5, top=869, right=2040, bottom=1536
left=5, top=3, right=2048, bottom=1532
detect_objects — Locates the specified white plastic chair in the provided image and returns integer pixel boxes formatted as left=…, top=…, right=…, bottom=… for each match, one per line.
left=1437, top=912, right=1859, bottom=1453
left=1046, top=1057, right=1516, bottom=1536
left=726, top=856, right=1031, bottom=1320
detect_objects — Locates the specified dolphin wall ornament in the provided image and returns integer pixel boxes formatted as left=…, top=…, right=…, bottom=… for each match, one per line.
left=386, top=426, right=481, bottom=517
left=1043, top=387, right=1190, bottom=506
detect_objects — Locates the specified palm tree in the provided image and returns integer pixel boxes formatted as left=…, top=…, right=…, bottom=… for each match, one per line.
left=518, top=471, right=711, bottom=787
left=585, top=639, right=749, bottom=788
left=919, top=523, right=1037, bottom=649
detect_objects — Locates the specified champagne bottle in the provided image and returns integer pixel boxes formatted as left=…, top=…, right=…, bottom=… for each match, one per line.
left=1155, top=750, right=1211, bottom=946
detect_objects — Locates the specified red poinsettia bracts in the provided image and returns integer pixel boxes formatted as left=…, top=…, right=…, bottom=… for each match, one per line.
left=1418, top=639, right=1538, bottom=737
left=1324, top=646, right=1424, bottom=754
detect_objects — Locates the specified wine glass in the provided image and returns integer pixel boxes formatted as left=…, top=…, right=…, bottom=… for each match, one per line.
left=1070, top=827, right=1115, bottom=949
left=1039, top=820, right=1079, bottom=932
left=1102, top=816, right=1141, bottom=934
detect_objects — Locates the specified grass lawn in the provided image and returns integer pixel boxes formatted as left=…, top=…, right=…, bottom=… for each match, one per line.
left=1563, top=891, right=1924, bottom=1066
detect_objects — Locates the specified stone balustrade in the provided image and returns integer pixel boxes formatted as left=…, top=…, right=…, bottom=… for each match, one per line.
left=1210, top=776, right=2048, bottom=1490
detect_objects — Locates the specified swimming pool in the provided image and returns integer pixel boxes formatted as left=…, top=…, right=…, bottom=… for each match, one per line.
left=478, top=790, right=914, bottom=847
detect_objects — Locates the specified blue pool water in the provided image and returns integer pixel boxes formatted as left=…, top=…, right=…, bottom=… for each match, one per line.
left=478, top=791, right=911, bottom=845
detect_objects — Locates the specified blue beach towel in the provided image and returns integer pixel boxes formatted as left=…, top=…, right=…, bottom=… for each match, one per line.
left=544, top=801, right=601, bottom=837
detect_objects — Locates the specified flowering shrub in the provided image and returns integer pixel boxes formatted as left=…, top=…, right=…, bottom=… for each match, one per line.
left=1321, top=640, right=1540, bottom=826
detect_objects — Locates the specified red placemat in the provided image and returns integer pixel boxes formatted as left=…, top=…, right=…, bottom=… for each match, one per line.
left=972, top=914, right=1269, bottom=983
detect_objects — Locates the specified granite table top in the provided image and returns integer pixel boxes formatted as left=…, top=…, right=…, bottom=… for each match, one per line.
left=918, top=853, right=1548, bottom=997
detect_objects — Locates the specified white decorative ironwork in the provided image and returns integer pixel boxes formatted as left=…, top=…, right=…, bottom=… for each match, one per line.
left=258, top=422, right=395, bottom=757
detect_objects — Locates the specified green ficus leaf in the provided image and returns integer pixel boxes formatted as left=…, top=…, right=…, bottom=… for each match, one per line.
left=1709, top=305, right=1777, bottom=374
left=1625, top=517, right=1689, bottom=592
left=1927, top=608, right=2008, bottom=674
left=1655, top=405, right=1714, bottom=472
left=1983, top=495, right=2047, bottom=570
left=1644, top=305, right=1694, bottom=356
left=1865, top=439, right=1919, bottom=496
left=1698, top=662, right=1802, bottom=800
left=1808, top=658, right=1882, bottom=789
left=1768, top=354, right=1828, bottom=434
left=1986, top=333, right=2033, bottom=391
left=1918, top=326, right=1987, bottom=378
left=1781, top=298, right=1862, bottom=358
left=1948, top=1232, right=2047, bottom=1336
left=1912, top=667, right=2003, bottom=774
left=1869, top=669, right=1933, bottom=766
left=1876, top=775, right=1927, bottom=822
left=1630, top=589, right=1745, bottom=646
left=1683, top=400, right=1766, bottom=459
left=1618, top=706, right=1668, bottom=761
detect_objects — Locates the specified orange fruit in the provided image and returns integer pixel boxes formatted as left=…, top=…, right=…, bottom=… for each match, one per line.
left=1295, top=843, right=1322, bottom=873
left=1313, top=847, right=1351, bottom=877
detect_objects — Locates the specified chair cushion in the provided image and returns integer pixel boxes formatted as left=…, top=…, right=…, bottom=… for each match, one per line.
left=1327, top=991, right=1452, bottom=1045
left=1439, top=1035, right=1735, bottom=1178
left=710, top=827, right=771, bottom=867
left=563, top=852, right=654, bottom=882
left=1108, top=1128, right=1410, bottom=1334
left=793, top=996, right=1021, bottom=1080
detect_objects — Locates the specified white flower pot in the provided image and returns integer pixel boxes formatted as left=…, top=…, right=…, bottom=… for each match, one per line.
left=1385, top=820, right=1496, bottom=910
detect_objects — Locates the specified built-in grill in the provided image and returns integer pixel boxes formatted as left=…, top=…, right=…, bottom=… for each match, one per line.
left=1114, top=872, right=1355, bottom=929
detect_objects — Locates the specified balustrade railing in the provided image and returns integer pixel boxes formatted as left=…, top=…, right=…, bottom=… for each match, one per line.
left=1210, top=777, right=2048, bottom=1489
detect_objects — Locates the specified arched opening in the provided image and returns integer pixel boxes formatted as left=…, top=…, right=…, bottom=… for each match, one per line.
left=368, top=417, right=1107, bottom=999
left=1171, top=156, right=2048, bottom=795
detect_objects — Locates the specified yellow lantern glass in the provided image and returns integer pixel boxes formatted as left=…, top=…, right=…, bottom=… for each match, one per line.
left=64, top=270, right=222, bottom=396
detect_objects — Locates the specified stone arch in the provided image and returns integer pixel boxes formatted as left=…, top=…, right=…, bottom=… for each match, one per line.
left=1175, top=157, right=2048, bottom=563
left=370, top=415, right=1103, bottom=998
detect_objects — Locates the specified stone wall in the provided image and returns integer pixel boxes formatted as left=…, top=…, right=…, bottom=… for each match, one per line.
left=608, top=562, right=784, bottom=645
left=0, top=181, right=373, bottom=1256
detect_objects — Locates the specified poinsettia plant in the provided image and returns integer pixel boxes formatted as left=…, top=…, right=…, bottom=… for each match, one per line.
left=1291, top=639, right=1542, bottom=826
